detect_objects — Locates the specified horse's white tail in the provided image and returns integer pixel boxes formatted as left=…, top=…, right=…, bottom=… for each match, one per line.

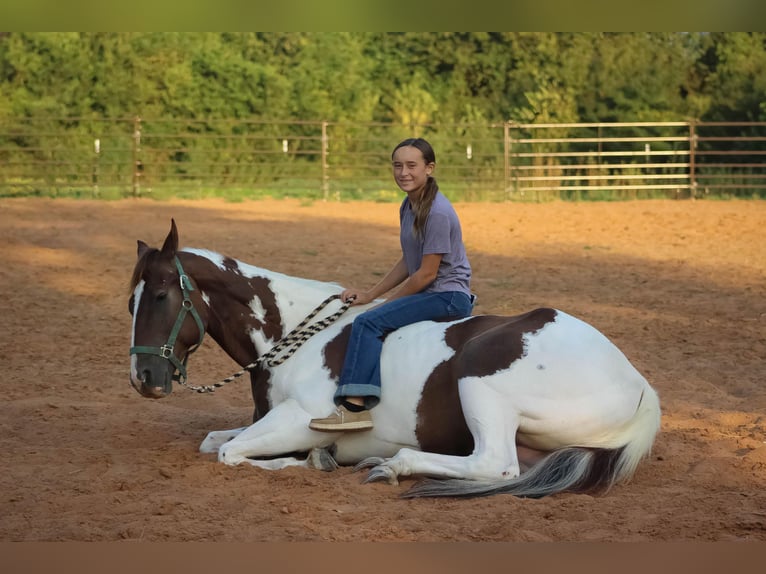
left=402, top=386, right=661, bottom=499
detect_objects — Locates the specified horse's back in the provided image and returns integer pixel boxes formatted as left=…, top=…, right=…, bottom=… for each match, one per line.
left=452, top=307, right=647, bottom=391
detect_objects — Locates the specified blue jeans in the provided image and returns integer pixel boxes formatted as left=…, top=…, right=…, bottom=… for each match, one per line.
left=335, top=291, right=474, bottom=408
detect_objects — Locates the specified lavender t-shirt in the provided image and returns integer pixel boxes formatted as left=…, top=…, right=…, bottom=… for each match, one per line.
left=399, top=190, right=472, bottom=296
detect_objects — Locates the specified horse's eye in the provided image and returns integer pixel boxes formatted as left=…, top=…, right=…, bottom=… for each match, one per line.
left=156, top=291, right=168, bottom=301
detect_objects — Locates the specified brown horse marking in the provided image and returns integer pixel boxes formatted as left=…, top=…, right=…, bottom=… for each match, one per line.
left=194, top=254, right=283, bottom=417
left=414, top=308, right=558, bottom=456
left=249, top=366, right=272, bottom=423
left=449, top=308, right=557, bottom=379
left=323, top=324, right=352, bottom=382
left=180, top=252, right=284, bottom=345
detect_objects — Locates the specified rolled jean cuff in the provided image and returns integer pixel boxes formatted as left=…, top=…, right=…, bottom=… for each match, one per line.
left=334, top=383, right=381, bottom=409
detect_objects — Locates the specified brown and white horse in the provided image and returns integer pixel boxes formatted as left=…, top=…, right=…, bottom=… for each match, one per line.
left=129, top=220, right=661, bottom=498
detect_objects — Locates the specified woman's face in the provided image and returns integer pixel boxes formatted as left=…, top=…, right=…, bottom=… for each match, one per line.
left=391, top=145, right=434, bottom=196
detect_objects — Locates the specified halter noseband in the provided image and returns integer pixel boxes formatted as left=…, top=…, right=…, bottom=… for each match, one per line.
left=130, top=256, right=206, bottom=385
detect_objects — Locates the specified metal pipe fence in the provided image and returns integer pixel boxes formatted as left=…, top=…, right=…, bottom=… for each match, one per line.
left=1, top=118, right=764, bottom=200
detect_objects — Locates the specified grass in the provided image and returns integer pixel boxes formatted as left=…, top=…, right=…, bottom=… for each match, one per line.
left=1, top=181, right=764, bottom=202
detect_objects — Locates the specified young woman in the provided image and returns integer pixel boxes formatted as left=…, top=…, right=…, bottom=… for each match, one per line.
left=309, top=137, right=474, bottom=432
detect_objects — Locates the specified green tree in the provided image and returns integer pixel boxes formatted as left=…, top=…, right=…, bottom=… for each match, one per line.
left=284, top=33, right=378, bottom=122
left=701, top=32, right=766, bottom=122
left=577, top=33, right=703, bottom=122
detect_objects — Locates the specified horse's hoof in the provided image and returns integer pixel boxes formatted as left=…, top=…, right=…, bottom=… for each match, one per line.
left=353, top=457, right=385, bottom=472
left=363, top=465, right=399, bottom=486
left=307, top=448, right=339, bottom=472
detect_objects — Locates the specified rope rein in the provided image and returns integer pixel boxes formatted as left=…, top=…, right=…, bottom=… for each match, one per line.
left=177, top=293, right=355, bottom=394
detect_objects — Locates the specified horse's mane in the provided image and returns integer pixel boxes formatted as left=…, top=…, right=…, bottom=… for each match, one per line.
left=129, top=247, right=159, bottom=292
left=129, top=246, right=342, bottom=296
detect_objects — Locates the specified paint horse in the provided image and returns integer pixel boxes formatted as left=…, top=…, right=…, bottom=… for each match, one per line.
left=129, top=220, right=660, bottom=498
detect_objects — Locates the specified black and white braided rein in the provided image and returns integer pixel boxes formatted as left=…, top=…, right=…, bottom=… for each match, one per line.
left=178, top=294, right=354, bottom=394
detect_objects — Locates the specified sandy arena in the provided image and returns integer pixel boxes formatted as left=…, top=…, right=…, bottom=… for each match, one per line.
left=0, top=197, right=764, bottom=541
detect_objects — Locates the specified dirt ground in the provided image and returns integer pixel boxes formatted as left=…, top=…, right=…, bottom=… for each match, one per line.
left=0, top=196, right=764, bottom=542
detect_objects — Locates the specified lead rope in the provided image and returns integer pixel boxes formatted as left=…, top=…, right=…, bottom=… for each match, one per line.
left=177, top=293, right=355, bottom=394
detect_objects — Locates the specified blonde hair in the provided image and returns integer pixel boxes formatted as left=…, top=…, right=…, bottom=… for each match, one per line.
left=393, top=138, right=437, bottom=239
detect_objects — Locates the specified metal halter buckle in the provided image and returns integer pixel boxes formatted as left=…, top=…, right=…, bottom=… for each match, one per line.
left=179, top=273, right=193, bottom=291
left=160, top=345, right=174, bottom=359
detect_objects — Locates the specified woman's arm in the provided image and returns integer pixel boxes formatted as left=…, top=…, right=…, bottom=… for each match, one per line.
left=385, top=253, right=442, bottom=302
left=341, top=253, right=442, bottom=305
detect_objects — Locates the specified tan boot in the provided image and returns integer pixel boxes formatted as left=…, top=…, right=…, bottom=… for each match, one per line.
left=309, top=405, right=373, bottom=432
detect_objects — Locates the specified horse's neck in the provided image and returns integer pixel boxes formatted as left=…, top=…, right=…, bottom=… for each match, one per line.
left=183, top=249, right=342, bottom=361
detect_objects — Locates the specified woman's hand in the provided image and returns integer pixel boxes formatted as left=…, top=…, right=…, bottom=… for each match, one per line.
left=340, top=288, right=374, bottom=306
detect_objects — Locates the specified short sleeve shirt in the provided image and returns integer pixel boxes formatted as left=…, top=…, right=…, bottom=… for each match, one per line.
left=399, top=190, right=472, bottom=296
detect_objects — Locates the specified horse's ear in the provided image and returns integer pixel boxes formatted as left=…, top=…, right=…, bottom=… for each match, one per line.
left=137, top=240, right=150, bottom=259
left=160, top=219, right=179, bottom=257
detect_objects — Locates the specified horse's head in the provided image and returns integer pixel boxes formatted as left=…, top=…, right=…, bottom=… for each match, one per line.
left=128, top=219, right=207, bottom=398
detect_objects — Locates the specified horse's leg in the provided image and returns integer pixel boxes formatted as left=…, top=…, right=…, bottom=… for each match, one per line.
left=227, top=448, right=337, bottom=471
left=217, top=398, right=336, bottom=467
left=359, top=381, right=522, bottom=484
left=199, top=427, right=248, bottom=453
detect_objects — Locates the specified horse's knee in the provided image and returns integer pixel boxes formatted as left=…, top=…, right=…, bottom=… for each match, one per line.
left=200, top=428, right=246, bottom=453
left=200, top=432, right=227, bottom=453
left=218, top=443, right=245, bottom=466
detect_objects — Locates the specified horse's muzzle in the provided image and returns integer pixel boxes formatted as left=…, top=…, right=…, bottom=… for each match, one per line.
left=130, top=370, right=172, bottom=399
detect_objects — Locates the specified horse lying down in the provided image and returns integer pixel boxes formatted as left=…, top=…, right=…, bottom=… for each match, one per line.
left=128, top=220, right=660, bottom=499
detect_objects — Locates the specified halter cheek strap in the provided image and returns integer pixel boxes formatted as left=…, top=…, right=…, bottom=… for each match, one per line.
left=129, top=257, right=206, bottom=384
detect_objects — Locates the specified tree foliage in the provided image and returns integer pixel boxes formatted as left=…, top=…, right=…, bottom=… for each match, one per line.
left=1, top=32, right=764, bottom=125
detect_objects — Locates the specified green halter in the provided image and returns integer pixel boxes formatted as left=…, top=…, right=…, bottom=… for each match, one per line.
left=129, top=256, right=206, bottom=385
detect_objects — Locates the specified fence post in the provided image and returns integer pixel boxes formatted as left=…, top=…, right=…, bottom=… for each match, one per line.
left=132, top=116, right=142, bottom=198
left=92, top=138, right=100, bottom=197
left=321, top=121, right=329, bottom=201
left=688, top=119, right=697, bottom=199
left=503, top=121, right=511, bottom=199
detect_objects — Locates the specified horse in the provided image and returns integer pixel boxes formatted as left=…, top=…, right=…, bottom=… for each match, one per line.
left=128, top=219, right=661, bottom=499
